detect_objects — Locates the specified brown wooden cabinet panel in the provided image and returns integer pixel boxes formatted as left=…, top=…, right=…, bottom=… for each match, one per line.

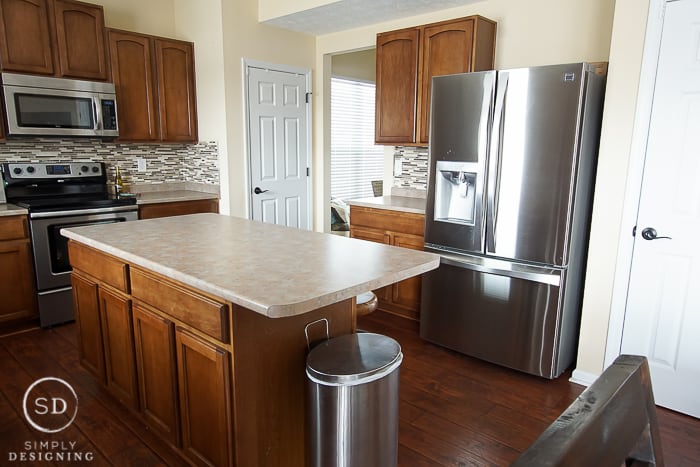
left=375, top=16, right=496, bottom=146
left=68, top=241, right=129, bottom=293
left=71, top=271, right=105, bottom=381
left=349, top=205, right=426, bottom=320
left=107, top=29, right=158, bottom=141
left=132, top=303, right=180, bottom=446
left=99, top=285, right=138, bottom=409
left=138, top=199, right=219, bottom=220
left=0, top=0, right=54, bottom=74
left=155, top=38, right=197, bottom=142
left=52, top=0, right=107, bottom=80
left=176, top=328, right=232, bottom=467
left=375, top=28, right=419, bottom=144
left=417, top=19, right=474, bottom=144
left=0, top=238, right=37, bottom=322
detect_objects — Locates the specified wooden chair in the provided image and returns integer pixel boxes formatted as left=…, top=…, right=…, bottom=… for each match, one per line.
left=513, top=355, right=664, bottom=467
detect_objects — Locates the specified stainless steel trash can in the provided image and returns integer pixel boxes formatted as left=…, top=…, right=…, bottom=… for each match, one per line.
left=306, top=332, right=403, bottom=467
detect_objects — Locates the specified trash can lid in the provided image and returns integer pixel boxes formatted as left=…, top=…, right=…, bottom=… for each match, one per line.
left=306, top=332, right=403, bottom=386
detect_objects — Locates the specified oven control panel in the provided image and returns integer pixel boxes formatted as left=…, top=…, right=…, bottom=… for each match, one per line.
left=3, top=162, right=104, bottom=180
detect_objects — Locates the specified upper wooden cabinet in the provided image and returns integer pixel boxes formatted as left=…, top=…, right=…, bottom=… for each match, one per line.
left=0, top=0, right=107, bottom=80
left=108, top=29, right=198, bottom=143
left=52, top=0, right=108, bottom=80
left=0, top=0, right=54, bottom=74
left=108, top=29, right=158, bottom=141
left=154, top=39, right=198, bottom=142
left=375, top=15, right=496, bottom=146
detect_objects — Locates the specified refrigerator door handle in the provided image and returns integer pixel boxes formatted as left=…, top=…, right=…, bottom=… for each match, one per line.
left=487, top=73, right=508, bottom=253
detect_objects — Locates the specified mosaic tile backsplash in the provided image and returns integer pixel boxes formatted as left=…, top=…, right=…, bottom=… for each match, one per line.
left=393, top=146, right=428, bottom=190
left=0, top=138, right=219, bottom=188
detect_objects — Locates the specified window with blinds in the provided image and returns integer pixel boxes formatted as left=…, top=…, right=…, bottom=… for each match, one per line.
left=330, top=77, right=384, bottom=201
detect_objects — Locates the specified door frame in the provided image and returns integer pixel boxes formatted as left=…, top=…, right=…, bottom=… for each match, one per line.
left=242, top=58, right=313, bottom=228
left=604, top=0, right=668, bottom=367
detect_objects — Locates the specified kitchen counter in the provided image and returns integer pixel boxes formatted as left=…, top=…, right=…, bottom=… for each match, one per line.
left=0, top=203, right=28, bottom=216
left=347, top=195, right=426, bottom=214
left=61, top=213, right=439, bottom=318
left=132, top=189, right=219, bottom=205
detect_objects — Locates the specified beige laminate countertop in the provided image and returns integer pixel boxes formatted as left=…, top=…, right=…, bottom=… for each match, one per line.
left=133, top=190, right=219, bottom=205
left=0, top=203, right=28, bottom=216
left=347, top=195, right=426, bottom=215
left=61, top=213, right=439, bottom=318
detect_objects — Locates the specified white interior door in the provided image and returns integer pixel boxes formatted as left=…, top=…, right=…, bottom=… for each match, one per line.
left=621, top=0, right=700, bottom=418
left=247, top=65, right=310, bottom=229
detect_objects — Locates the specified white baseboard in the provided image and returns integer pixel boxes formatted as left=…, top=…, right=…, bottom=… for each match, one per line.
left=569, top=368, right=599, bottom=387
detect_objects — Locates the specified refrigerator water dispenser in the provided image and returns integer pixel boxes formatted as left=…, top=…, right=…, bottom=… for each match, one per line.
left=434, top=161, right=478, bottom=225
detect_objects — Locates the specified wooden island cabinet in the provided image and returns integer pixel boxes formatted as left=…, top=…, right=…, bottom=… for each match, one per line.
left=62, top=213, right=439, bottom=467
left=375, top=15, right=496, bottom=145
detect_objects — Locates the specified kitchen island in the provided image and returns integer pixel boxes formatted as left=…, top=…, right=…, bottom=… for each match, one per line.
left=61, top=213, right=439, bottom=467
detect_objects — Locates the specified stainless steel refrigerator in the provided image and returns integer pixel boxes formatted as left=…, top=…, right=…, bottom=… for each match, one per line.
left=420, top=63, right=606, bottom=379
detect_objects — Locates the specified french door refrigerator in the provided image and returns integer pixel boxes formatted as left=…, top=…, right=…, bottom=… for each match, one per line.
left=420, top=63, right=606, bottom=378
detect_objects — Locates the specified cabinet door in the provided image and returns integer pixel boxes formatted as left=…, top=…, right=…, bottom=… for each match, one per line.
left=375, top=28, right=419, bottom=144
left=417, top=18, right=475, bottom=144
left=176, top=328, right=232, bottom=467
left=138, top=199, right=219, bottom=220
left=391, top=232, right=425, bottom=318
left=52, top=0, right=107, bottom=80
left=0, top=239, right=37, bottom=322
left=108, top=30, right=158, bottom=141
left=71, top=271, right=105, bottom=381
left=154, top=38, right=198, bottom=142
left=132, top=304, right=180, bottom=446
left=99, top=285, right=139, bottom=409
left=0, top=0, right=54, bottom=74
left=350, top=226, right=392, bottom=301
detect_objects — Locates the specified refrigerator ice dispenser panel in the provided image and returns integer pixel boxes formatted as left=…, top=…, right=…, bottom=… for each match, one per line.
left=434, top=160, right=478, bottom=226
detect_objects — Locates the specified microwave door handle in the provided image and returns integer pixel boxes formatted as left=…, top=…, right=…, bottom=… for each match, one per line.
left=93, top=96, right=102, bottom=132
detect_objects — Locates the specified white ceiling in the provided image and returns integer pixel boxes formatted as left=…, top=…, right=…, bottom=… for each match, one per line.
left=263, top=0, right=482, bottom=36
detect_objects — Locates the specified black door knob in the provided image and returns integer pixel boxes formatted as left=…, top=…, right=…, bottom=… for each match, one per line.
left=254, top=187, right=269, bottom=195
left=641, top=227, right=672, bottom=241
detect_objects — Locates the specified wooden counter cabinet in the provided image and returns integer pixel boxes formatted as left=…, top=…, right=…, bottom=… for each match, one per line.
left=0, top=215, right=37, bottom=323
left=350, top=206, right=425, bottom=320
left=138, top=198, right=219, bottom=219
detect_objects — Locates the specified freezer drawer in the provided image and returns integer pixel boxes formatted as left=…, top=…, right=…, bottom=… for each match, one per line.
left=420, top=258, right=574, bottom=378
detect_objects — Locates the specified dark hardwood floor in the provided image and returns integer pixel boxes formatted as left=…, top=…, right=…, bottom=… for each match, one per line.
left=1, top=311, right=698, bottom=466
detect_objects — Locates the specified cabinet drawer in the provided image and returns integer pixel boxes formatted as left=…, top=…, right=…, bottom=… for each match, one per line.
left=0, top=215, right=29, bottom=241
left=131, top=267, right=230, bottom=344
left=68, top=242, right=129, bottom=293
left=350, top=206, right=425, bottom=236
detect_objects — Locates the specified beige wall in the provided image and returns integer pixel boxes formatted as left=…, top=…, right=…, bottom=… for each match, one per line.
left=91, top=0, right=176, bottom=37
left=575, top=0, right=651, bottom=378
left=172, top=0, right=230, bottom=214
left=331, top=49, right=375, bottom=82
left=219, top=0, right=316, bottom=219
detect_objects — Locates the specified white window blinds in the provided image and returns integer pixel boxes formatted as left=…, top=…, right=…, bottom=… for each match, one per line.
left=330, top=77, right=384, bottom=200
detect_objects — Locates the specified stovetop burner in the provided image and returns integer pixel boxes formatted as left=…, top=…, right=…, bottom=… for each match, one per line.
left=2, top=162, right=137, bottom=214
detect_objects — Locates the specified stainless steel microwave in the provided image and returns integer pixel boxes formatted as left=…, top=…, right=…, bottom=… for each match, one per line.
left=1, top=72, right=119, bottom=138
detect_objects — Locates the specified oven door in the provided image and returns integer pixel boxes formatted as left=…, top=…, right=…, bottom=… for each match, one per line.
left=29, top=208, right=138, bottom=291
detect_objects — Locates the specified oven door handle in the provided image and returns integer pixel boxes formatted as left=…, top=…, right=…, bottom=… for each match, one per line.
left=30, top=205, right=138, bottom=219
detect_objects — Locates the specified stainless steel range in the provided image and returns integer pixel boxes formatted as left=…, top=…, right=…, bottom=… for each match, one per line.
left=2, top=162, right=137, bottom=327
